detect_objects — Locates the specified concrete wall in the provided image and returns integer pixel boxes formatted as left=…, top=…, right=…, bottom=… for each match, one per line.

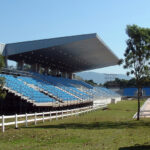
left=93, top=96, right=122, bottom=106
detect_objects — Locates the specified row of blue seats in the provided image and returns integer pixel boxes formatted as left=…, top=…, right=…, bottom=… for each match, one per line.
left=32, top=72, right=120, bottom=99
left=92, top=87, right=120, bottom=98
left=32, top=72, right=92, bottom=100
left=1, top=73, right=120, bottom=103
left=18, top=76, right=78, bottom=101
left=0, top=74, right=54, bottom=103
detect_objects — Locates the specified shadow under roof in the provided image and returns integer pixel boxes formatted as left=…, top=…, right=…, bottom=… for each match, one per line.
left=2, top=33, right=119, bottom=73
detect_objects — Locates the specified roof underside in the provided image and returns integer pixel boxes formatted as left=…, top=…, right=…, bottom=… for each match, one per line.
left=2, top=33, right=119, bottom=73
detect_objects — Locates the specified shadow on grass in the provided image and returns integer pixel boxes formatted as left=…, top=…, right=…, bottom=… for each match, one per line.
left=27, top=121, right=150, bottom=130
left=119, top=145, right=150, bottom=150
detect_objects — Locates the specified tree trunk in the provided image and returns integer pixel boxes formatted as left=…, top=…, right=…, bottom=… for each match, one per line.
left=137, top=87, right=140, bottom=120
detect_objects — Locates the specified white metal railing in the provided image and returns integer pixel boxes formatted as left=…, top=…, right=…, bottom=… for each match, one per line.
left=0, top=104, right=107, bottom=132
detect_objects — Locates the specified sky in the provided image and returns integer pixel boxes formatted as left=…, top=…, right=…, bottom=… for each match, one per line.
left=0, top=0, right=150, bottom=74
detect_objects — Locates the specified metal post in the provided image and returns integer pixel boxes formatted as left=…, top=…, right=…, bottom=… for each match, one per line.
left=2, top=115, right=5, bottom=133
left=25, top=113, right=28, bottom=127
left=15, top=114, right=18, bottom=129
left=62, top=110, right=63, bottom=119
left=50, top=112, right=51, bottom=121
left=42, top=112, right=44, bottom=123
left=56, top=111, right=58, bottom=120
left=34, top=113, right=37, bottom=125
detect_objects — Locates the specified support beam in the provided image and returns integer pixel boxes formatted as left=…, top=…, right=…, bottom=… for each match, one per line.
left=17, top=61, right=24, bottom=70
left=68, top=73, right=73, bottom=79
left=31, top=63, right=38, bottom=72
left=37, top=64, right=41, bottom=73
left=45, top=67, right=49, bottom=75
left=4, top=56, right=8, bottom=68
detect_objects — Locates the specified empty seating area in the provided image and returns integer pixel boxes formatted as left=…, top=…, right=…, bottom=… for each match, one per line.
left=91, top=87, right=120, bottom=99
left=31, top=73, right=92, bottom=100
left=0, top=74, right=54, bottom=103
left=0, top=72, right=121, bottom=107
left=18, top=76, right=78, bottom=102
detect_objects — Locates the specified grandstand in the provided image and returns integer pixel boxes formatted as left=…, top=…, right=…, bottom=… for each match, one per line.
left=0, top=33, right=121, bottom=114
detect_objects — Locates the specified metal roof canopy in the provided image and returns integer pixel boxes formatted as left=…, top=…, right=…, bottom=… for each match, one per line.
left=2, top=33, right=119, bottom=73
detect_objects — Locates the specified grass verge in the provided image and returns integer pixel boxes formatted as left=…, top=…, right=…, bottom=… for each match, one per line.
left=0, top=100, right=150, bottom=150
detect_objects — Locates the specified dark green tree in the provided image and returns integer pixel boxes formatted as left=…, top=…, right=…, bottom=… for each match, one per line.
left=0, top=55, right=6, bottom=114
left=0, top=55, right=5, bottom=90
left=123, top=25, right=150, bottom=120
left=84, top=79, right=97, bottom=86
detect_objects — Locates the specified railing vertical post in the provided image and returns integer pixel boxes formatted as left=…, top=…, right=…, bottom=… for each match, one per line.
left=75, top=109, right=77, bottom=117
left=56, top=111, right=58, bottom=120
left=67, top=109, right=69, bottom=117
left=2, top=115, right=5, bottom=133
left=50, top=112, right=51, bottom=121
left=25, top=113, right=28, bottom=127
left=34, top=113, right=37, bottom=125
left=92, top=106, right=93, bottom=112
left=62, top=110, right=63, bottom=119
left=77, top=109, right=79, bottom=116
left=15, top=114, right=18, bottom=129
left=42, top=112, right=44, bottom=123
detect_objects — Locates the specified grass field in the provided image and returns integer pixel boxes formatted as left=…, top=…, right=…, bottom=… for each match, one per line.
left=0, top=100, right=150, bottom=150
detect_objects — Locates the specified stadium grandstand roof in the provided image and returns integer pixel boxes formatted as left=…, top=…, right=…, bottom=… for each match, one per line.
left=0, top=33, right=119, bottom=73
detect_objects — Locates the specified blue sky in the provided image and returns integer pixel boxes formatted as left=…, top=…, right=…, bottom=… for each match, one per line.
left=0, top=0, right=150, bottom=74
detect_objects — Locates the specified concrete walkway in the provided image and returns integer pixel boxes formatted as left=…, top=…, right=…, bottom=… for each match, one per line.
left=133, top=98, right=150, bottom=118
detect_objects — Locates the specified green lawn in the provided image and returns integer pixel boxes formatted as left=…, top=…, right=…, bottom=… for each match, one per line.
left=0, top=100, right=150, bottom=150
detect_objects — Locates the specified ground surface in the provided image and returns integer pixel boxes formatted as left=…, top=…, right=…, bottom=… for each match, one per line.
left=0, top=100, right=150, bottom=150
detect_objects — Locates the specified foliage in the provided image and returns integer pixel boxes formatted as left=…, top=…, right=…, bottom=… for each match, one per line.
left=124, top=25, right=150, bottom=79
left=84, top=79, right=98, bottom=86
left=123, top=24, right=150, bottom=120
left=0, top=55, right=6, bottom=100
left=103, top=77, right=136, bottom=88
left=0, top=55, right=4, bottom=69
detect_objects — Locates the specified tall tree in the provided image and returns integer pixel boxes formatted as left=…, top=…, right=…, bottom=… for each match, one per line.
left=0, top=55, right=5, bottom=89
left=123, top=25, right=150, bottom=120
left=0, top=55, right=6, bottom=114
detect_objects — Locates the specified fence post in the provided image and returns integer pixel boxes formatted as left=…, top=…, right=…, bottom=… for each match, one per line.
left=91, top=105, right=93, bottom=111
left=50, top=112, right=51, bottom=121
left=25, top=113, right=28, bottom=127
left=67, top=109, right=69, bottom=117
left=75, top=109, right=77, bottom=117
left=42, top=112, right=44, bottom=123
left=15, top=114, right=18, bottom=129
left=2, top=115, right=5, bottom=133
left=34, top=113, right=37, bottom=125
left=77, top=109, right=79, bottom=116
left=62, top=110, right=63, bottom=119
left=56, top=111, right=58, bottom=120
